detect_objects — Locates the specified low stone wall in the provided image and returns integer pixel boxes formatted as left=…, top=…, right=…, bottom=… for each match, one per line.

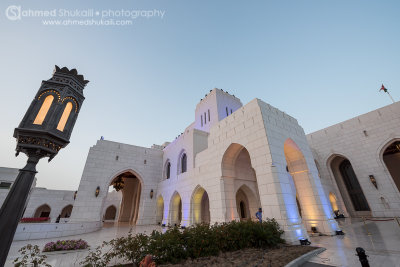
left=14, top=221, right=101, bottom=241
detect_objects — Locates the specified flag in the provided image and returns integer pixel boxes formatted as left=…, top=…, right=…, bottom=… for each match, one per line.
left=380, top=84, right=388, bottom=93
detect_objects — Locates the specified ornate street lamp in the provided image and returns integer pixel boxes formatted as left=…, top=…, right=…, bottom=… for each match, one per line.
left=0, top=66, right=88, bottom=265
left=112, top=176, right=125, bottom=192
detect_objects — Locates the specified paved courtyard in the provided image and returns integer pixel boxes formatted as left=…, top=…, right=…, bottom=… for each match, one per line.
left=6, top=218, right=400, bottom=266
left=306, top=218, right=400, bottom=267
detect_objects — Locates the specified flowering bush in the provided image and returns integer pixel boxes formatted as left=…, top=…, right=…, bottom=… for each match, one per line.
left=14, top=244, right=51, bottom=267
left=43, top=239, right=89, bottom=252
left=20, top=217, right=50, bottom=223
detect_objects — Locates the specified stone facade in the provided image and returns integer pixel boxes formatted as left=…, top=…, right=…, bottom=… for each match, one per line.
left=69, top=89, right=342, bottom=244
left=307, top=101, right=400, bottom=218
left=3, top=89, right=399, bottom=243
left=0, top=168, right=21, bottom=208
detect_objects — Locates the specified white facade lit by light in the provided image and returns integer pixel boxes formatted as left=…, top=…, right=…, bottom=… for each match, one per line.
left=3, top=89, right=399, bottom=244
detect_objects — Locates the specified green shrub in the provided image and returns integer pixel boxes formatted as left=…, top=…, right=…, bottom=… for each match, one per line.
left=182, top=223, right=219, bottom=259
left=106, top=232, right=150, bottom=265
left=148, top=227, right=187, bottom=264
left=81, top=219, right=285, bottom=266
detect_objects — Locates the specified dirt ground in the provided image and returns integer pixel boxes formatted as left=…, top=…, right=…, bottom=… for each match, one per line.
left=159, top=245, right=318, bottom=267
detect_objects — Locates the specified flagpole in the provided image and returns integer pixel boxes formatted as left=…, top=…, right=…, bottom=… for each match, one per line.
left=387, top=92, right=395, bottom=103
left=380, top=84, right=396, bottom=103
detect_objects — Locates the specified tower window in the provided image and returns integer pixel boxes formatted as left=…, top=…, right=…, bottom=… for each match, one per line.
left=231, top=109, right=233, bottom=114
left=208, top=109, right=210, bottom=121
left=201, top=115, right=203, bottom=127
left=166, top=162, right=171, bottom=179
left=226, top=107, right=229, bottom=116
left=33, top=95, right=54, bottom=125
left=181, top=153, right=187, bottom=173
left=204, top=112, right=206, bottom=124
left=57, top=102, right=73, bottom=131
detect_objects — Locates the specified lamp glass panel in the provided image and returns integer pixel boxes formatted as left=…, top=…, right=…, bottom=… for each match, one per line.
left=57, top=102, right=73, bottom=131
left=33, top=95, right=54, bottom=125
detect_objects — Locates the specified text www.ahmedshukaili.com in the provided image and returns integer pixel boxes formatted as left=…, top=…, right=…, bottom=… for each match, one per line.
left=42, top=19, right=133, bottom=26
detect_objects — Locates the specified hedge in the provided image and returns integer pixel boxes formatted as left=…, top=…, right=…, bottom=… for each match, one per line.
left=81, top=219, right=285, bottom=266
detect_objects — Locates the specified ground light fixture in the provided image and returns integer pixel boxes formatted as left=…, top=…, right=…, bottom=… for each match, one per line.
left=0, top=66, right=88, bottom=266
left=299, top=238, right=311, bottom=245
left=336, top=230, right=345, bottom=235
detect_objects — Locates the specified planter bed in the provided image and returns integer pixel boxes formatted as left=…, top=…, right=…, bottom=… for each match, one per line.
left=112, top=245, right=319, bottom=267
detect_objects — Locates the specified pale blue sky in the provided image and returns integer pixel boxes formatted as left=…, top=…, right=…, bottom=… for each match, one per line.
left=0, top=0, right=398, bottom=190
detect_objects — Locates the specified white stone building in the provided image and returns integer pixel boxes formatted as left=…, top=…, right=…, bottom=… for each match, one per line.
left=3, top=89, right=399, bottom=244
left=69, top=88, right=343, bottom=244
left=0, top=168, right=120, bottom=240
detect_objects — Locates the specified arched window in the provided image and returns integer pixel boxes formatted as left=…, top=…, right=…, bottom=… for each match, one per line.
left=57, top=102, right=73, bottom=131
left=181, top=153, right=187, bottom=173
left=339, top=159, right=370, bottom=211
left=104, top=205, right=117, bottom=220
left=166, top=162, right=171, bottom=179
left=382, top=140, right=400, bottom=193
left=239, top=201, right=246, bottom=219
left=34, top=204, right=51, bottom=218
left=33, top=95, right=54, bottom=125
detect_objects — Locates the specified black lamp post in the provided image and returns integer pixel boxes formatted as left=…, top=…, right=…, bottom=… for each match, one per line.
left=0, top=66, right=88, bottom=266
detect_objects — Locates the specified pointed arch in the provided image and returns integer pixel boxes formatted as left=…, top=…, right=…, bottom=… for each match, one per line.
left=107, top=169, right=143, bottom=224
left=235, top=184, right=259, bottom=221
left=190, top=185, right=210, bottom=224
left=380, top=138, right=400, bottom=194
left=156, top=195, right=164, bottom=224
left=60, top=204, right=73, bottom=218
left=169, top=191, right=182, bottom=226
left=34, top=204, right=51, bottom=218
left=284, top=138, right=320, bottom=222
left=221, top=143, right=260, bottom=222
left=164, top=160, right=171, bottom=179
left=327, top=154, right=370, bottom=217
left=177, top=150, right=188, bottom=174
left=104, top=205, right=117, bottom=220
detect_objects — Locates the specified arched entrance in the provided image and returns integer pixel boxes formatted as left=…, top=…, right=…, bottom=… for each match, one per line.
left=60, top=205, right=73, bottom=218
left=236, top=186, right=252, bottom=220
left=221, top=144, right=261, bottom=221
left=104, top=205, right=117, bottom=220
left=382, top=140, right=400, bottom=193
left=329, top=192, right=339, bottom=212
left=329, top=155, right=370, bottom=217
left=169, top=192, right=182, bottom=226
left=34, top=204, right=51, bottom=218
left=156, top=195, right=164, bottom=224
left=191, top=186, right=210, bottom=224
left=109, top=171, right=142, bottom=224
left=284, top=138, right=326, bottom=227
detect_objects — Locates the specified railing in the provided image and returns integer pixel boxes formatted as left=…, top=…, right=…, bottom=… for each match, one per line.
left=20, top=217, right=50, bottom=223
